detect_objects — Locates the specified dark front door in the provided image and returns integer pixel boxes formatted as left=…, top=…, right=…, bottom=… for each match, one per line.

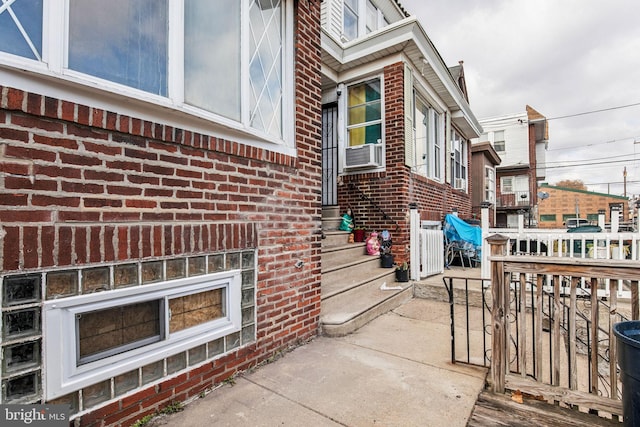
left=322, top=103, right=338, bottom=206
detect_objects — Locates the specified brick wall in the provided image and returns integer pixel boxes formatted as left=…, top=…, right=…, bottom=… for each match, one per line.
left=0, top=2, right=321, bottom=425
left=338, top=62, right=472, bottom=264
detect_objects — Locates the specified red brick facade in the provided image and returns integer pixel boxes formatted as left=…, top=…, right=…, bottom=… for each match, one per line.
left=0, top=2, right=321, bottom=426
left=338, top=63, right=472, bottom=264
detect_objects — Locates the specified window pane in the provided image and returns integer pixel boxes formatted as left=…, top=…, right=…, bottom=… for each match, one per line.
left=348, top=79, right=382, bottom=147
left=185, top=0, right=240, bottom=121
left=77, top=300, right=162, bottom=364
left=249, top=0, right=283, bottom=139
left=0, top=0, right=42, bottom=60
left=68, top=0, right=168, bottom=96
left=366, top=1, right=377, bottom=33
left=343, top=0, right=358, bottom=40
left=169, top=288, right=225, bottom=333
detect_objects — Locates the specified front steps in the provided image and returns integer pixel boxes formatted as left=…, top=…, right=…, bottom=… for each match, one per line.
left=320, top=206, right=412, bottom=337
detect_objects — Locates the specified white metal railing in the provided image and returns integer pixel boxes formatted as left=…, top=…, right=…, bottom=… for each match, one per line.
left=480, top=208, right=640, bottom=298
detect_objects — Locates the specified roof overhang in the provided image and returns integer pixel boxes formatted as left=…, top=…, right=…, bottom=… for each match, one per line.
left=321, top=17, right=483, bottom=140
left=471, top=141, right=501, bottom=166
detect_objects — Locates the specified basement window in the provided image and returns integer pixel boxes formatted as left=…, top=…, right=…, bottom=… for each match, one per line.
left=44, top=271, right=240, bottom=399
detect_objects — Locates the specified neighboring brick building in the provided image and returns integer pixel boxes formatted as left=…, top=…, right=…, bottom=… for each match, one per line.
left=0, top=2, right=321, bottom=426
left=320, top=0, right=482, bottom=263
left=470, top=141, right=501, bottom=225
left=537, top=183, right=629, bottom=228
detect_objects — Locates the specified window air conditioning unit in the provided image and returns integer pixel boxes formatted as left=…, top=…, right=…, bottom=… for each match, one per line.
left=344, top=144, right=383, bottom=169
left=454, top=178, right=466, bottom=189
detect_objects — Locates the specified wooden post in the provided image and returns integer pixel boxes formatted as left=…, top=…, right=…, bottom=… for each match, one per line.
left=569, top=277, right=578, bottom=390
left=487, top=234, right=510, bottom=394
left=552, top=275, right=561, bottom=386
left=609, top=279, right=618, bottom=398
left=590, top=277, right=599, bottom=395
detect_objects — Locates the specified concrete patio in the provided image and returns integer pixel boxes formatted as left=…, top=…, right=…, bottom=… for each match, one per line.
left=147, top=284, right=488, bottom=427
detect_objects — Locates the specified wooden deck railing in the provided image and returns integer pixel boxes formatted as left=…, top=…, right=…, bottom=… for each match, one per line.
left=487, top=234, right=640, bottom=419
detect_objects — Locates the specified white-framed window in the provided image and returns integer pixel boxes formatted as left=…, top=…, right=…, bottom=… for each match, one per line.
left=500, top=175, right=528, bottom=194
left=451, top=129, right=467, bottom=190
left=347, top=77, right=382, bottom=147
left=343, top=0, right=359, bottom=41
left=413, top=94, right=444, bottom=181
left=342, top=0, right=386, bottom=41
left=43, top=271, right=242, bottom=399
left=343, top=77, right=384, bottom=170
left=0, top=0, right=293, bottom=145
left=485, top=166, right=495, bottom=203
left=493, top=130, right=506, bottom=152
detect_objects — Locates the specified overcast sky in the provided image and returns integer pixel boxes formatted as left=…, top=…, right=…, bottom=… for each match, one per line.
left=400, top=0, right=640, bottom=198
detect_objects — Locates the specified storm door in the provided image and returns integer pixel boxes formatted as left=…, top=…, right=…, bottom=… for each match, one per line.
left=322, top=103, right=338, bottom=206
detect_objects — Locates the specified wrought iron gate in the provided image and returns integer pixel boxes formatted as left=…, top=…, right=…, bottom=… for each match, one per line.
left=322, top=103, right=338, bottom=206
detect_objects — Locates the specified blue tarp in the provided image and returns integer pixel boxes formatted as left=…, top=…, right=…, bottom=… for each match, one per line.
left=444, top=214, right=482, bottom=249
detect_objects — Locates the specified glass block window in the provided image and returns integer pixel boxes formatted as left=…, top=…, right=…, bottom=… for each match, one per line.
left=3, top=274, right=40, bottom=306
left=2, top=249, right=256, bottom=409
left=44, top=268, right=243, bottom=399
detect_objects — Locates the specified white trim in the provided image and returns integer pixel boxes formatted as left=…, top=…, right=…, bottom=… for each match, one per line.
left=0, top=0, right=296, bottom=156
left=341, top=73, right=386, bottom=173
left=43, top=271, right=242, bottom=400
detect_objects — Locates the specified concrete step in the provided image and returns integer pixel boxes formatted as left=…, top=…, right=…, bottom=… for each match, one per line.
left=322, top=254, right=391, bottom=297
left=322, top=206, right=343, bottom=231
left=320, top=212, right=408, bottom=338
left=322, top=218, right=342, bottom=231
left=321, top=206, right=341, bottom=218
left=322, top=254, right=382, bottom=286
left=321, top=230, right=351, bottom=248
left=321, top=243, right=367, bottom=269
left=320, top=275, right=412, bottom=337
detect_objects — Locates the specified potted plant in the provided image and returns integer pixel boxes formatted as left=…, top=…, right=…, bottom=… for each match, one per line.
left=395, top=262, right=409, bottom=282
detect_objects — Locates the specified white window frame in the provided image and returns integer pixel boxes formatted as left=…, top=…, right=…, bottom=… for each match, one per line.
left=451, top=129, right=467, bottom=190
left=342, top=0, right=386, bottom=41
left=493, top=130, right=506, bottom=152
left=413, top=93, right=444, bottom=182
left=0, top=1, right=295, bottom=154
left=501, top=175, right=528, bottom=194
left=345, top=76, right=384, bottom=146
left=485, top=166, right=495, bottom=203
left=43, top=271, right=242, bottom=399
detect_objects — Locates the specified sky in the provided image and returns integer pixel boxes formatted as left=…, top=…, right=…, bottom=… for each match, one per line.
left=400, top=0, right=640, bottom=199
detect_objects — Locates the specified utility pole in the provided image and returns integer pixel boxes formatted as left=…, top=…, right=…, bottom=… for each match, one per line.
left=624, top=166, right=627, bottom=197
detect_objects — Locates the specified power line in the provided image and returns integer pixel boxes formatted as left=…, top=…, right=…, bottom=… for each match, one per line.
left=547, top=136, right=640, bottom=152
left=540, top=157, right=637, bottom=170
left=543, top=153, right=631, bottom=165
left=546, top=102, right=640, bottom=121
